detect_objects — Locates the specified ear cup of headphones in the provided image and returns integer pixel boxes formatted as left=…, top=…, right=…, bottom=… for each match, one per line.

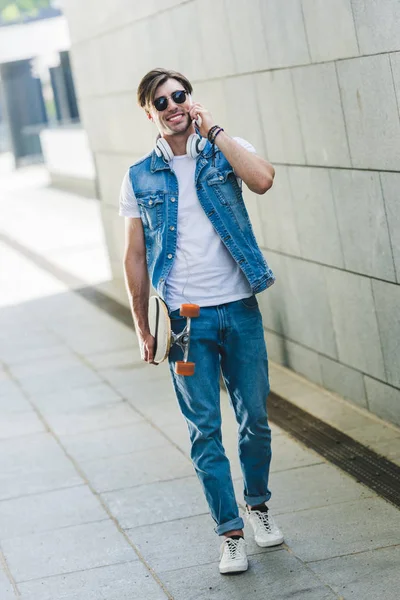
left=186, top=134, right=207, bottom=159
left=155, top=137, right=174, bottom=162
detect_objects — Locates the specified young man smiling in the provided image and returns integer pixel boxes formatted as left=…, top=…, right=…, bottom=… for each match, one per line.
left=120, top=68, right=283, bottom=574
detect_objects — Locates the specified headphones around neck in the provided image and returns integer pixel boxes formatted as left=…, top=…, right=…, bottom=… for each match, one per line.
left=155, top=131, right=207, bottom=162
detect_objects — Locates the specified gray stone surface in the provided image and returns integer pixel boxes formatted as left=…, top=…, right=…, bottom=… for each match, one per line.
left=0, top=433, right=82, bottom=501
left=372, top=280, right=400, bottom=389
left=245, top=462, right=373, bottom=516
left=319, top=355, right=368, bottom=408
left=277, top=496, right=400, bottom=562
left=288, top=167, right=344, bottom=267
left=284, top=339, right=323, bottom=386
left=302, top=0, right=359, bottom=61
left=337, top=54, right=400, bottom=170
left=292, top=63, right=351, bottom=166
left=325, top=269, right=386, bottom=380
left=261, top=252, right=338, bottom=358
left=223, top=75, right=267, bottom=157
left=352, top=0, right=400, bottom=53
left=102, top=476, right=208, bottom=529
left=0, top=410, right=45, bottom=440
left=255, top=71, right=305, bottom=164
left=226, top=0, right=270, bottom=73
left=2, top=520, right=137, bottom=583
left=160, top=550, right=337, bottom=600
left=0, top=566, right=15, bottom=600
left=381, top=171, right=400, bottom=282
left=0, top=485, right=106, bottom=540
left=260, top=0, right=311, bottom=68
left=196, top=0, right=236, bottom=78
left=364, top=376, right=400, bottom=427
left=310, top=545, right=400, bottom=600
left=42, top=401, right=143, bottom=436
left=19, top=561, right=168, bottom=600
left=269, top=434, right=323, bottom=473
left=80, top=444, right=193, bottom=493
left=31, top=382, right=122, bottom=412
left=331, top=169, right=396, bottom=280
left=259, top=166, right=301, bottom=256
left=60, top=421, right=168, bottom=462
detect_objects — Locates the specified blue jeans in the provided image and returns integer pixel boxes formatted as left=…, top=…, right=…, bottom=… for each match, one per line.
left=168, top=296, right=272, bottom=536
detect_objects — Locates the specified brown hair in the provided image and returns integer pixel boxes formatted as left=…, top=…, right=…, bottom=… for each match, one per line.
left=137, top=68, right=193, bottom=112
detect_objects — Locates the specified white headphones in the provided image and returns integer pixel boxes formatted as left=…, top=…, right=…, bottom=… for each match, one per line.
left=155, top=133, right=206, bottom=162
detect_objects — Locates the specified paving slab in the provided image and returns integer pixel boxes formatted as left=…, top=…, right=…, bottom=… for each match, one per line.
left=159, top=549, right=337, bottom=600
left=17, top=364, right=102, bottom=396
left=0, top=410, right=45, bottom=440
left=60, top=421, right=168, bottom=462
left=309, top=545, right=400, bottom=600
left=102, top=476, right=209, bottom=529
left=2, top=520, right=138, bottom=583
left=126, top=513, right=282, bottom=574
left=84, top=346, right=140, bottom=370
left=41, top=401, right=143, bottom=436
left=0, top=565, right=15, bottom=600
left=18, top=560, right=168, bottom=600
left=0, top=485, right=106, bottom=540
left=276, top=496, right=400, bottom=562
left=0, top=432, right=82, bottom=501
left=266, top=462, right=373, bottom=515
left=80, top=444, right=194, bottom=493
left=30, top=381, right=122, bottom=412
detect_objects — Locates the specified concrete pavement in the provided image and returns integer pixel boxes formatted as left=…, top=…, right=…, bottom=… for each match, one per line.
left=1, top=158, right=399, bottom=599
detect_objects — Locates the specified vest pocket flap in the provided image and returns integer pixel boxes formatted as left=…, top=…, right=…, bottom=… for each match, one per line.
left=206, top=168, right=234, bottom=186
left=136, top=193, right=164, bottom=208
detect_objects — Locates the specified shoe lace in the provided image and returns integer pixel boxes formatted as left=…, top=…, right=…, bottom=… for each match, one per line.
left=225, top=538, right=243, bottom=559
left=255, top=510, right=272, bottom=532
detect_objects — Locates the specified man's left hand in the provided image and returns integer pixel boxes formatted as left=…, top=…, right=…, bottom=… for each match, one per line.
left=188, top=102, right=215, bottom=139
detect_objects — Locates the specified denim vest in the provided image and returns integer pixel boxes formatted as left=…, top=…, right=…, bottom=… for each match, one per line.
left=129, top=140, right=275, bottom=302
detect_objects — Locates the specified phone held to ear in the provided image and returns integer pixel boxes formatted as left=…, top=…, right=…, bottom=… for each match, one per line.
left=188, top=94, right=202, bottom=128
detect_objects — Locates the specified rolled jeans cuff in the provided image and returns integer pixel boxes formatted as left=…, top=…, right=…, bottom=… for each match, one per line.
left=215, top=517, right=244, bottom=536
left=244, top=492, right=271, bottom=506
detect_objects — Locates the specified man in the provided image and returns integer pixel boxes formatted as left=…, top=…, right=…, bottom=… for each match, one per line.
left=120, top=68, right=283, bottom=574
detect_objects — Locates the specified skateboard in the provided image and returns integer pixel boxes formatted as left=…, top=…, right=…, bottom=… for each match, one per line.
left=148, top=295, right=200, bottom=376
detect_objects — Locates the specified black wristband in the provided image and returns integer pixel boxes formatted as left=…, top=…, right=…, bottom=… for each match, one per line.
left=207, top=125, right=220, bottom=142
left=212, top=128, right=224, bottom=143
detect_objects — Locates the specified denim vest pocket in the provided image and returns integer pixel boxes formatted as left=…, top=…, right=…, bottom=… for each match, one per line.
left=136, top=193, right=165, bottom=230
left=206, top=168, right=240, bottom=206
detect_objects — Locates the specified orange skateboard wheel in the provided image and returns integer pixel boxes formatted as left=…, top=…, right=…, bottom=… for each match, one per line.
left=175, top=361, right=195, bottom=376
left=180, top=304, right=200, bottom=318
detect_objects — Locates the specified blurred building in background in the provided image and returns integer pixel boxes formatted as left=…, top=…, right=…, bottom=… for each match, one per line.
left=0, top=0, right=96, bottom=195
left=63, top=1, right=399, bottom=425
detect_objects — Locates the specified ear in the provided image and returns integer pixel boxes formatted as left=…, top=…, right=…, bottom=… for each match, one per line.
left=146, top=110, right=154, bottom=122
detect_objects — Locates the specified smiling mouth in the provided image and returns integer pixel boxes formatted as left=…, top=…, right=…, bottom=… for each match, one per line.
left=167, top=113, right=185, bottom=123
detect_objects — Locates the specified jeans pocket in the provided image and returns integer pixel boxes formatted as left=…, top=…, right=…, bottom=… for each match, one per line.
left=240, top=295, right=258, bottom=309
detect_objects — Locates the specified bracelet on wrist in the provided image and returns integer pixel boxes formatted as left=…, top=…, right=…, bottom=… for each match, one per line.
left=212, top=128, right=224, bottom=143
left=207, top=125, right=220, bottom=142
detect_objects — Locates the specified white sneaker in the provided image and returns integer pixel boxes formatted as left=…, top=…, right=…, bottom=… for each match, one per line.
left=245, top=505, right=284, bottom=547
left=219, top=537, right=248, bottom=574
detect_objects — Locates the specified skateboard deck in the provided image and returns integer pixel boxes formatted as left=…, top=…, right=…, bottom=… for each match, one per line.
left=148, top=295, right=171, bottom=364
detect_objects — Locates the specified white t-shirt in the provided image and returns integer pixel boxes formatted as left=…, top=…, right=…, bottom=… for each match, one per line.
left=119, top=137, right=255, bottom=311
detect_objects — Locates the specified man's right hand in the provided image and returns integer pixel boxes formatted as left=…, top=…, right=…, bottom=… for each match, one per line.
left=139, top=332, right=157, bottom=364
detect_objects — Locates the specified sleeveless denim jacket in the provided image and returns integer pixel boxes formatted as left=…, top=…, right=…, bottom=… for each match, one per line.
left=129, top=140, right=275, bottom=302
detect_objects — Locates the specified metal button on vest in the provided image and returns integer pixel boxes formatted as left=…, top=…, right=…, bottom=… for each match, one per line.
left=170, top=226, right=175, bottom=231
left=170, top=197, right=176, bottom=202
left=219, top=175, right=224, bottom=181
left=167, top=254, right=173, bottom=259
left=149, top=200, right=153, bottom=205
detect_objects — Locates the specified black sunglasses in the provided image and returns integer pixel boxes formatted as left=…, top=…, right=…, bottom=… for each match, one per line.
left=153, top=90, right=188, bottom=112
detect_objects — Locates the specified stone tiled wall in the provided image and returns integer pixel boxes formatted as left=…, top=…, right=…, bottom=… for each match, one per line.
left=63, top=0, right=400, bottom=425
